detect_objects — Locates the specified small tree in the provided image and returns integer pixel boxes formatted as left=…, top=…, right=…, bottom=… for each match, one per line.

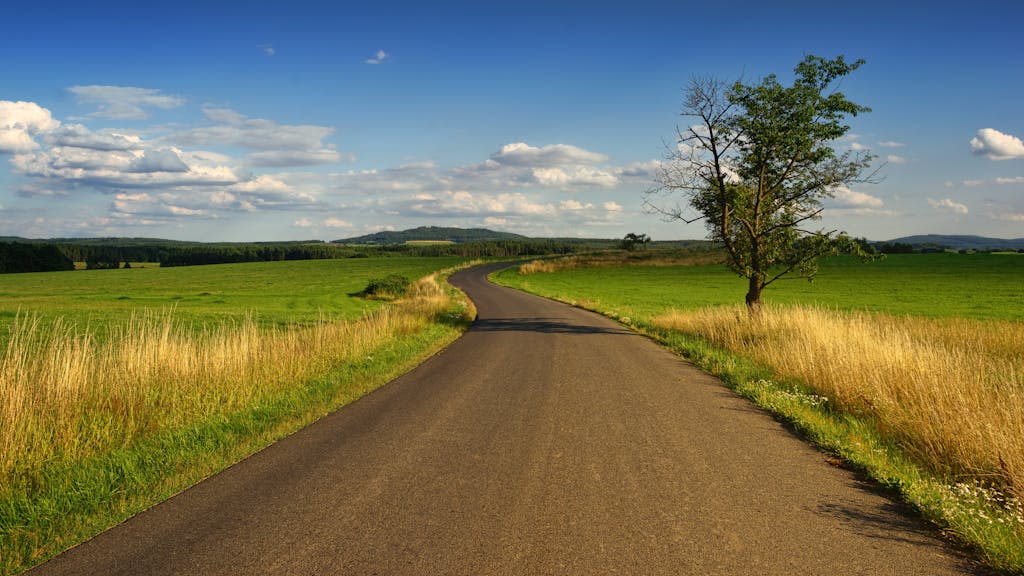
left=621, top=232, right=651, bottom=251
left=646, top=55, right=878, bottom=313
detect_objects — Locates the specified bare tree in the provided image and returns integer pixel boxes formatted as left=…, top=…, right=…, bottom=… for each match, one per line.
left=646, top=55, right=879, bottom=313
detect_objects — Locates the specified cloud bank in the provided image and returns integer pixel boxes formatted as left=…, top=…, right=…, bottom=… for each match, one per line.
left=1, top=96, right=651, bottom=237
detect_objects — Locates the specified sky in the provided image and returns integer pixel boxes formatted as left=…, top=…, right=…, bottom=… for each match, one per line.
left=1, top=0, right=1022, bottom=242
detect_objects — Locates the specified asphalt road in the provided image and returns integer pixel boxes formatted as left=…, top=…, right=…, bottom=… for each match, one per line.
left=29, top=263, right=977, bottom=575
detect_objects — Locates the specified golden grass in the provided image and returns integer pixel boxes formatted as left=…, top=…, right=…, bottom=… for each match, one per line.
left=0, top=272, right=466, bottom=481
left=654, top=305, right=1024, bottom=500
left=517, top=250, right=725, bottom=275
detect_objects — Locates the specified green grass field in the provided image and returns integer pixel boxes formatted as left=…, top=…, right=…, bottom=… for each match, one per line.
left=495, top=253, right=1024, bottom=321
left=0, top=257, right=467, bottom=340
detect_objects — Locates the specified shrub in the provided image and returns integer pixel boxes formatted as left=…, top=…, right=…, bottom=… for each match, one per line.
left=361, top=274, right=411, bottom=300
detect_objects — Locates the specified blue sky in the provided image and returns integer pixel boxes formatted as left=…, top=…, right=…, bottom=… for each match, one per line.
left=1, top=0, right=1022, bottom=241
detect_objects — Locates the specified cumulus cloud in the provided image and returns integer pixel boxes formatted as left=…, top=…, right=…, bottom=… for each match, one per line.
left=928, top=198, right=968, bottom=214
left=886, top=154, right=907, bottom=164
left=0, top=101, right=60, bottom=153
left=830, top=185, right=884, bottom=209
left=12, top=144, right=241, bottom=190
left=128, top=149, right=189, bottom=173
left=531, top=166, right=618, bottom=188
left=323, top=217, right=352, bottom=228
left=46, top=124, right=140, bottom=151
left=970, top=128, right=1024, bottom=160
left=491, top=142, right=608, bottom=167
left=614, top=160, right=660, bottom=179
left=69, top=85, right=185, bottom=120
left=111, top=192, right=211, bottom=220
left=293, top=218, right=313, bottom=228
left=825, top=186, right=892, bottom=216
left=398, top=190, right=558, bottom=218
left=365, top=49, right=389, bottom=64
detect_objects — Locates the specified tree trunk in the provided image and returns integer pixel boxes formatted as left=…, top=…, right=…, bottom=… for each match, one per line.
left=745, top=277, right=763, bottom=317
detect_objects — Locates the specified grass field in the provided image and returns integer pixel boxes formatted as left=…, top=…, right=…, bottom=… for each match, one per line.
left=0, top=257, right=466, bottom=341
left=0, top=256, right=472, bottom=575
left=495, top=251, right=1024, bottom=572
left=501, top=253, right=1024, bottom=321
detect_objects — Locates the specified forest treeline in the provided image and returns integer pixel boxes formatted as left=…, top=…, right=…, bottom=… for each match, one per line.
left=0, top=243, right=75, bottom=273
left=0, top=238, right=614, bottom=272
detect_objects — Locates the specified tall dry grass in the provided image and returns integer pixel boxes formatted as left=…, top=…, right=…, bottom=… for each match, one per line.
left=518, top=250, right=725, bottom=275
left=0, top=272, right=463, bottom=481
left=654, top=305, right=1024, bottom=499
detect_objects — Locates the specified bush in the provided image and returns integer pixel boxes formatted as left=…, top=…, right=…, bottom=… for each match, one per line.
left=361, top=274, right=411, bottom=300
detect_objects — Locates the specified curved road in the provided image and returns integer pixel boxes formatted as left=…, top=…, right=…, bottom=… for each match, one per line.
left=30, top=263, right=976, bottom=575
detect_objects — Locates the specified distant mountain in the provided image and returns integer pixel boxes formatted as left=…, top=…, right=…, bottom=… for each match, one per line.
left=881, top=235, right=1024, bottom=251
left=335, top=226, right=528, bottom=245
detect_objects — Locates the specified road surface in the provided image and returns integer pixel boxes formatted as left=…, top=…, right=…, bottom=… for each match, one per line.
left=29, top=263, right=977, bottom=575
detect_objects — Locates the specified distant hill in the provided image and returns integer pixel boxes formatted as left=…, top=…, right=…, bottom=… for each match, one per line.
left=881, top=235, right=1024, bottom=251
left=336, top=226, right=528, bottom=245
left=0, top=236, right=202, bottom=247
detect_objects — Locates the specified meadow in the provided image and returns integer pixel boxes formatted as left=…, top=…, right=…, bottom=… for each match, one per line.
left=0, top=257, right=467, bottom=338
left=0, top=257, right=472, bottom=575
left=495, top=251, right=1024, bottom=572
left=505, top=252, right=1024, bottom=321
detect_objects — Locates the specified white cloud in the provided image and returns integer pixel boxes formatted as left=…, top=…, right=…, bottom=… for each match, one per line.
left=603, top=201, right=623, bottom=212
left=878, top=141, right=905, bottom=148
left=531, top=166, right=618, bottom=189
left=964, top=176, right=1024, bottom=187
left=970, top=128, right=1024, bottom=160
left=886, top=154, right=907, bottom=164
left=260, top=44, right=276, bottom=57
left=111, top=192, right=211, bottom=219
left=69, top=85, right=185, bottom=120
left=128, top=148, right=189, bottom=173
left=849, top=142, right=869, bottom=151
left=559, top=199, right=593, bottom=211
left=0, top=101, right=61, bottom=153
left=928, top=198, right=969, bottom=214
left=47, top=124, right=140, bottom=151
left=830, top=185, right=884, bottom=209
left=12, top=144, right=241, bottom=189
left=170, top=106, right=343, bottom=166
left=825, top=186, right=893, bottom=216
left=614, top=160, right=660, bottom=179
left=365, top=49, right=389, bottom=65
left=323, top=217, right=352, bottom=228
left=293, top=218, right=314, bottom=228
left=491, top=142, right=608, bottom=167
left=399, top=190, right=558, bottom=218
